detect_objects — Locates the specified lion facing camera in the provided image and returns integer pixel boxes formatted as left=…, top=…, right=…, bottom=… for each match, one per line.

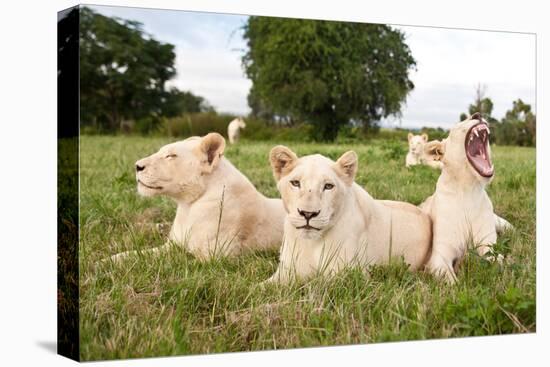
left=266, top=146, right=432, bottom=283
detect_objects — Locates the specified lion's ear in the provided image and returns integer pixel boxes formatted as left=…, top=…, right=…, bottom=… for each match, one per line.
left=407, top=132, right=413, bottom=142
left=198, top=133, right=226, bottom=173
left=270, top=145, right=298, bottom=181
left=470, top=112, right=481, bottom=121
left=421, top=133, right=428, bottom=142
left=334, top=151, right=358, bottom=185
left=424, top=140, right=445, bottom=162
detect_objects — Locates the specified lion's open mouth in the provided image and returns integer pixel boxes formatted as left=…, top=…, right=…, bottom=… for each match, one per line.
left=138, top=180, right=163, bottom=190
left=465, top=122, right=494, bottom=178
left=296, top=224, right=321, bottom=231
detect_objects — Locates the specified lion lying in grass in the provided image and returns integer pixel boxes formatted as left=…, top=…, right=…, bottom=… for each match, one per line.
left=109, top=133, right=285, bottom=262
left=406, top=132, right=443, bottom=169
left=420, top=113, right=512, bottom=283
left=265, top=146, right=432, bottom=283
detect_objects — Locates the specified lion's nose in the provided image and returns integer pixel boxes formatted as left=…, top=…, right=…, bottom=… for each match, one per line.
left=297, top=209, right=320, bottom=220
left=136, top=164, right=145, bottom=172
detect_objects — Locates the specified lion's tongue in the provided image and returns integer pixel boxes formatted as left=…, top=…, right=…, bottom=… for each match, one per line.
left=467, top=133, right=492, bottom=175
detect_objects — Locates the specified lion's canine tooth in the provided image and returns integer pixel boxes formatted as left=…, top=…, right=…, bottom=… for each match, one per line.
left=474, top=130, right=479, bottom=138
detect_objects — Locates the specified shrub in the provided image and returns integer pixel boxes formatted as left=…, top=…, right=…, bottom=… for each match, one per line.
left=382, top=140, right=408, bottom=161
left=160, top=112, right=316, bottom=142
left=162, top=112, right=235, bottom=138
left=135, top=116, right=161, bottom=136
left=490, top=121, right=535, bottom=147
left=419, top=127, right=448, bottom=141
left=82, top=110, right=535, bottom=149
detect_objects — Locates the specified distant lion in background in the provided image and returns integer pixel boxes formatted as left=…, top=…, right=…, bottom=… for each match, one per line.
left=227, top=117, right=246, bottom=144
left=406, top=132, right=443, bottom=169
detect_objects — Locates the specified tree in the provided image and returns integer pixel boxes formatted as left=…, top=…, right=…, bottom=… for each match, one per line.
left=161, top=87, right=214, bottom=118
left=80, top=7, right=176, bottom=132
left=459, top=83, right=498, bottom=123
left=247, top=85, right=276, bottom=122
left=58, top=7, right=80, bottom=138
left=242, top=17, right=416, bottom=141
left=500, top=99, right=536, bottom=146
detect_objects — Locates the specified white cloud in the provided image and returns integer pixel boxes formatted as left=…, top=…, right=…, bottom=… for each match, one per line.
left=388, top=25, right=536, bottom=128
left=167, top=47, right=251, bottom=114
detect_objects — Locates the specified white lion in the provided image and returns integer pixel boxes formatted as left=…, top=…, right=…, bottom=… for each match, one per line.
left=419, top=113, right=513, bottom=283
left=109, top=133, right=285, bottom=262
left=266, top=146, right=433, bottom=283
left=406, top=132, right=442, bottom=169
left=227, top=117, right=246, bottom=144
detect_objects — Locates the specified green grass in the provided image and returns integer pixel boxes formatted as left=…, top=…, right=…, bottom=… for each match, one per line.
left=79, top=136, right=536, bottom=361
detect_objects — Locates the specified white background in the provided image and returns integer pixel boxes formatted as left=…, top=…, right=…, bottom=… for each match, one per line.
left=0, top=0, right=546, bottom=366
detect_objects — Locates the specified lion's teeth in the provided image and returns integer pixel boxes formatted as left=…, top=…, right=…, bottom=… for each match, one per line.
left=474, top=130, right=479, bottom=137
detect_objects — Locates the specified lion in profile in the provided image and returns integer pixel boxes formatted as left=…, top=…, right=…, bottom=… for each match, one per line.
left=109, top=133, right=285, bottom=262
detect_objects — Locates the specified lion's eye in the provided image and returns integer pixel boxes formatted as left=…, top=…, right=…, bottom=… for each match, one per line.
left=324, top=183, right=334, bottom=190
left=290, top=180, right=301, bottom=188
left=165, top=154, right=177, bottom=159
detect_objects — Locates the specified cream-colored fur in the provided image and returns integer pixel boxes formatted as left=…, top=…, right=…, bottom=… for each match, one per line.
left=495, top=215, right=513, bottom=234
left=419, top=113, right=511, bottom=283
left=406, top=132, right=443, bottom=169
left=227, top=117, right=246, bottom=144
left=266, top=146, right=432, bottom=283
left=110, top=133, right=285, bottom=262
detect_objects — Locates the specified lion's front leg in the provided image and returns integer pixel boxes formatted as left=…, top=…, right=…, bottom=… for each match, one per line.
left=103, top=241, right=176, bottom=265
left=494, top=214, right=513, bottom=234
left=405, top=153, right=416, bottom=168
left=263, top=267, right=292, bottom=285
left=262, top=250, right=315, bottom=285
left=425, top=232, right=462, bottom=284
left=426, top=251, right=458, bottom=284
left=472, top=218, right=501, bottom=262
left=476, top=242, right=504, bottom=264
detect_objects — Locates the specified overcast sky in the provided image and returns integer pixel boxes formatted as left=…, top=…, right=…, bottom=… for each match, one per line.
left=90, top=5, right=536, bottom=129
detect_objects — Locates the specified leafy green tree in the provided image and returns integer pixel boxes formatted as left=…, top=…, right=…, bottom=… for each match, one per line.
left=80, top=7, right=177, bottom=132
left=161, top=87, right=214, bottom=118
left=242, top=17, right=416, bottom=141
left=247, top=85, right=276, bottom=122
left=500, top=99, right=536, bottom=146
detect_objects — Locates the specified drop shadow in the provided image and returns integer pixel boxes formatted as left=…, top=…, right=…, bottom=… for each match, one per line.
left=36, top=340, right=57, bottom=354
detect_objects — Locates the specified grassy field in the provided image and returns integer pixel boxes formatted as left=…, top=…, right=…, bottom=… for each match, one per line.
left=79, top=135, right=536, bottom=361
